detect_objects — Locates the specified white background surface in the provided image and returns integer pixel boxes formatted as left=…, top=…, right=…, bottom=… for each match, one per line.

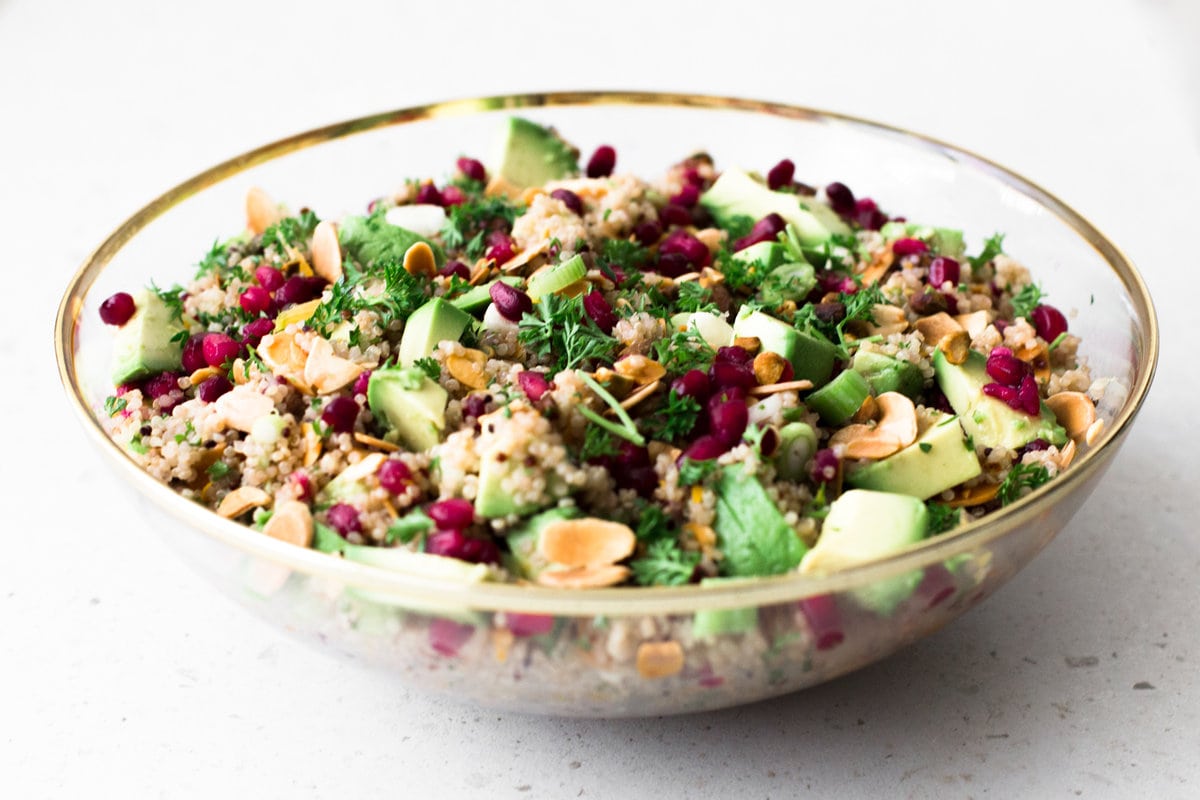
left=3, top=1, right=1198, bottom=797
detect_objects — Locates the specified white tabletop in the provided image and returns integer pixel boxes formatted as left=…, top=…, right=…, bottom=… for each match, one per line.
left=4, top=0, right=1198, bottom=796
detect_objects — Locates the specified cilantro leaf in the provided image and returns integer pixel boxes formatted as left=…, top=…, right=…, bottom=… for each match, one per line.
left=674, top=281, right=718, bottom=314
left=641, top=391, right=701, bottom=443
left=652, top=323, right=716, bottom=375
left=579, top=425, right=619, bottom=461
left=103, top=396, right=127, bottom=417
left=413, top=357, right=441, bottom=381
left=630, top=539, right=700, bottom=586
left=678, top=458, right=720, bottom=486
left=260, top=209, right=320, bottom=255
left=440, top=195, right=523, bottom=257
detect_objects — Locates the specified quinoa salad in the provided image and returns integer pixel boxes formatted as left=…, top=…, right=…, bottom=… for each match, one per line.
left=97, top=116, right=1109, bottom=607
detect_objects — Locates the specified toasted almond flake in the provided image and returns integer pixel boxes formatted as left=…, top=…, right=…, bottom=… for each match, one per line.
left=636, top=641, right=685, bottom=679
left=273, top=298, right=323, bottom=332
left=614, top=354, right=667, bottom=385
left=874, top=391, right=919, bottom=445
left=865, top=303, right=909, bottom=336
left=733, top=336, right=761, bottom=354
left=747, top=379, right=814, bottom=397
left=188, top=366, right=219, bottom=386
left=214, top=387, right=276, bottom=433
left=590, top=367, right=634, bottom=399
left=914, top=312, right=965, bottom=344
left=446, top=349, right=489, bottom=390
left=1016, top=340, right=1051, bottom=382
left=698, top=266, right=726, bottom=288
left=955, top=310, right=994, bottom=339
left=332, top=453, right=386, bottom=485
left=937, top=330, right=971, bottom=365
left=262, top=500, right=314, bottom=548
left=852, top=394, right=879, bottom=424
left=492, top=628, right=514, bottom=664
left=1045, top=391, right=1098, bottom=442
left=469, top=259, right=496, bottom=285
left=501, top=244, right=547, bottom=274
left=310, top=220, right=343, bottom=284
left=485, top=174, right=524, bottom=200
left=672, top=271, right=702, bottom=283
left=402, top=241, right=438, bottom=278
left=946, top=482, right=1000, bottom=508
left=752, top=351, right=788, bottom=386
left=353, top=432, right=400, bottom=452
left=558, top=278, right=590, bottom=298
left=538, top=517, right=637, bottom=569
left=619, top=379, right=661, bottom=410
left=303, top=337, right=364, bottom=395
left=1085, top=418, right=1105, bottom=447
left=302, top=423, right=322, bottom=467
left=1057, top=439, right=1077, bottom=469
left=858, top=248, right=894, bottom=286
left=216, top=486, right=272, bottom=519
left=245, top=187, right=282, bottom=235
left=535, top=564, right=631, bottom=589
left=843, top=432, right=905, bottom=459
left=648, top=441, right=682, bottom=463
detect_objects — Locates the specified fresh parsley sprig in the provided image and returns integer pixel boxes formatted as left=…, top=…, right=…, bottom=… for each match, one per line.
left=517, top=294, right=619, bottom=373
left=996, top=463, right=1052, bottom=506
left=630, top=539, right=700, bottom=586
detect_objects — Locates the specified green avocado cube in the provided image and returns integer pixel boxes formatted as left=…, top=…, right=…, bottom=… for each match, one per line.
left=846, top=412, right=982, bottom=499
left=850, top=349, right=924, bottom=400
left=397, top=297, right=473, bottom=367
left=700, top=168, right=849, bottom=245
left=110, top=288, right=185, bottom=384
left=732, top=307, right=837, bottom=387
left=367, top=366, right=448, bottom=452
left=491, top=117, right=580, bottom=189
left=691, top=577, right=759, bottom=639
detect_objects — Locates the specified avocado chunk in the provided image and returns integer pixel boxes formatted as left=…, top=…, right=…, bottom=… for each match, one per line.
left=339, top=210, right=445, bottom=268
left=700, top=167, right=850, bottom=246
left=800, top=489, right=928, bottom=615
left=668, top=310, right=735, bottom=350
left=475, top=450, right=557, bottom=519
left=692, top=577, right=759, bottom=639
left=396, top=297, right=473, bottom=367
left=110, top=288, right=185, bottom=384
left=449, top=277, right=522, bottom=314
left=731, top=241, right=789, bottom=271
left=503, top=507, right=579, bottom=579
left=846, top=412, right=982, bottom=499
left=367, top=366, right=448, bottom=452
left=491, top=117, right=580, bottom=189
left=732, top=307, right=837, bottom=387
left=850, top=349, right=924, bottom=400
left=933, top=349, right=1067, bottom=450
left=879, top=221, right=965, bottom=260
left=804, top=369, right=871, bottom=425
left=758, top=261, right=817, bottom=306
left=714, top=467, right=808, bottom=577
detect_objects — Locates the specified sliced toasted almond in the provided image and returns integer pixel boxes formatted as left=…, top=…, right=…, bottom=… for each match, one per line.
left=747, top=379, right=814, bottom=397
left=614, top=354, right=667, bottom=385
left=188, top=366, right=219, bottom=386
left=937, top=330, right=971, bottom=365
left=619, top=379, right=661, bottom=410
left=485, top=174, right=524, bottom=200
left=402, top=241, right=438, bottom=278
left=535, top=564, right=631, bottom=589
left=332, top=453, right=386, bottom=486
left=752, top=351, right=788, bottom=386
left=842, top=432, right=905, bottom=460
left=245, top=187, right=282, bottom=235
left=914, top=311, right=965, bottom=344
left=469, top=258, right=496, bottom=285
left=590, top=367, right=634, bottom=400
left=353, top=432, right=400, bottom=452
left=302, top=422, right=322, bottom=467
left=852, top=394, right=879, bottom=424
left=865, top=303, right=909, bottom=337
left=229, top=358, right=250, bottom=384
left=262, top=500, right=314, bottom=548
left=1057, top=439, right=1077, bottom=469
left=672, top=271, right=702, bottom=283
left=1045, top=391, right=1098, bottom=442
left=955, top=310, right=994, bottom=339
left=502, top=244, right=548, bottom=274
left=733, top=336, right=761, bottom=354
left=698, top=266, right=726, bottom=288
left=694, top=227, right=725, bottom=253
left=946, top=482, right=1000, bottom=508
left=538, top=517, right=636, bottom=569
left=216, top=486, right=272, bottom=519
left=1016, top=340, right=1051, bottom=382
left=214, top=387, right=276, bottom=433
left=1085, top=418, right=1105, bottom=447
left=446, top=349, right=489, bottom=390
left=858, top=248, right=894, bottom=286
left=310, top=220, right=343, bottom=284
left=636, top=640, right=685, bottom=679
left=304, top=337, right=364, bottom=395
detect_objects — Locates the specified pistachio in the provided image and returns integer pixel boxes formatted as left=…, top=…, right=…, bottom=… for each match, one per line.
left=245, top=187, right=282, bottom=235
left=636, top=640, right=685, bottom=679
left=733, top=336, right=761, bottom=354
left=310, top=220, right=343, bottom=284
left=402, top=241, right=438, bottom=278
left=614, top=354, right=667, bottom=386
left=216, top=486, right=271, bottom=519
left=914, top=312, right=965, bottom=345
left=1045, top=391, right=1098, bottom=443
left=535, top=564, right=631, bottom=589
left=538, top=517, right=637, bottom=569
left=262, top=499, right=314, bottom=548
left=446, top=349, right=489, bottom=390
left=752, top=351, right=788, bottom=386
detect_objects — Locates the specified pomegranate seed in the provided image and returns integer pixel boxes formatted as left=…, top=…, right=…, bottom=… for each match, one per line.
left=415, top=183, right=443, bottom=206
left=732, top=213, right=786, bottom=251
left=779, top=361, right=795, bottom=382
left=798, top=594, right=845, bottom=649
left=462, top=394, right=490, bottom=419
left=682, top=435, right=726, bottom=462
left=985, top=347, right=1029, bottom=386
left=942, top=292, right=959, bottom=315
left=289, top=471, right=313, bottom=501
left=658, top=204, right=693, bottom=227
left=818, top=272, right=858, bottom=294
left=439, top=260, right=470, bottom=280
left=767, top=159, right=795, bottom=191
left=618, top=465, right=659, bottom=496
left=915, top=564, right=957, bottom=609
left=241, top=317, right=275, bottom=346
left=670, top=183, right=700, bottom=208
left=892, top=237, right=928, bottom=257
left=550, top=188, right=584, bottom=215
left=671, top=369, right=710, bottom=400
left=202, top=333, right=241, bottom=368
left=709, top=361, right=756, bottom=390
left=426, top=529, right=499, bottom=564
left=99, top=292, right=136, bottom=326
left=456, top=157, right=487, bottom=182
left=484, top=231, right=516, bottom=265
left=715, top=346, right=753, bottom=365
left=825, top=182, right=856, bottom=215
left=982, top=382, right=1021, bottom=409
left=197, top=375, right=232, bottom=402
left=994, top=318, right=1010, bottom=334
left=681, top=165, right=705, bottom=187
left=428, top=498, right=475, bottom=530
left=586, top=145, right=616, bottom=178
left=634, top=219, right=663, bottom=246
left=659, top=230, right=711, bottom=268
left=144, top=371, right=181, bottom=400
left=352, top=370, right=372, bottom=397
left=928, top=256, right=960, bottom=287
left=377, top=459, right=412, bottom=494
left=655, top=252, right=691, bottom=278
left=1022, top=438, right=1050, bottom=454
left=275, top=275, right=325, bottom=306
left=326, top=503, right=362, bottom=536
left=489, top=280, right=532, bottom=321
left=505, top=613, right=556, bottom=638
left=853, top=198, right=886, bottom=230
left=440, top=185, right=466, bottom=207
left=239, top=285, right=273, bottom=316
left=428, top=618, right=475, bottom=656
left=582, top=290, right=618, bottom=333
left=181, top=333, right=209, bottom=373
left=517, top=370, right=551, bottom=402
left=708, top=400, right=748, bottom=446
left=1017, top=374, right=1041, bottom=416
left=1030, top=304, right=1068, bottom=342
left=255, top=265, right=285, bottom=292
left=707, top=386, right=746, bottom=412
left=614, top=440, right=651, bottom=467
left=321, top=396, right=360, bottom=433
left=810, top=448, right=840, bottom=484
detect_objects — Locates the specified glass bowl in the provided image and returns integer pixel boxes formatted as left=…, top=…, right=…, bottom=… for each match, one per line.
left=55, top=92, right=1157, bottom=717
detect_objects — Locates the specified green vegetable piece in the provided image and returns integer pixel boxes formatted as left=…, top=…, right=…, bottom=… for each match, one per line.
left=804, top=369, right=870, bottom=425
left=503, top=507, right=579, bottom=579
left=385, top=508, right=434, bottom=545
left=527, top=254, right=587, bottom=300
left=700, top=167, right=849, bottom=246
left=846, top=412, right=982, bottom=499
left=758, top=262, right=817, bottom=306
left=732, top=307, right=837, bottom=388
left=774, top=422, right=818, bottom=481
left=850, top=349, right=924, bottom=400
left=491, top=117, right=580, bottom=189
left=714, top=468, right=808, bottom=577
left=730, top=241, right=789, bottom=271
left=449, top=276, right=522, bottom=313
left=339, top=211, right=445, bottom=268
left=691, top=577, right=759, bottom=639
left=396, top=297, right=473, bottom=367
left=110, top=288, right=185, bottom=384
left=367, top=366, right=448, bottom=452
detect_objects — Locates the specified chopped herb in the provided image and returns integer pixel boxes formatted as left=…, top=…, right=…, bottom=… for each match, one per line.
left=968, top=232, right=1005, bottom=272
left=640, top=391, right=701, bottom=443
left=996, top=463, right=1052, bottom=506
left=440, top=195, right=523, bottom=255
left=385, top=509, right=434, bottom=545
left=260, top=209, right=320, bottom=255
left=793, top=282, right=886, bottom=352
left=149, top=281, right=186, bottom=323
left=678, top=457, right=720, bottom=486
left=1048, top=331, right=1069, bottom=351
left=173, top=420, right=199, bottom=446
left=652, top=323, right=716, bottom=374
left=1010, top=282, right=1044, bottom=321
left=720, top=214, right=756, bottom=243
left=599, top=237, right=650, bottom=271
left=717, top=248, right=767, bottom=293
left=413, top=357, right=441, bottom=381
left=925, top=502, right=960, bottom=535
left=577, top=371, right=645, bottom=446
left=195, top=239, right=231, bottom=279
left=630, top=539, right=700, bottom=586
left=207, top=461, right=231, bottom=480
left=517, top=294, right=619, bottom=373
left=103, top=396, right=127, bottom=417
left=919, top=442, right=933, bottom=453
left=128, top=434, right=148, bottom=455
left=579, top=425, right=618, bottom=461
left=674, top=281, right=717, bottom=314
left=634, top=503, right=673, bottom=542
left=309, top=258, right=430, bottom=336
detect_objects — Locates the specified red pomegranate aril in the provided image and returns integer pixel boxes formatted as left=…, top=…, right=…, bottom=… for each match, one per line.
left=634, top=219, right=663, bottom=245
left=202, top=333, right=241, bottom=368
left=415, top=182, right=443, bottom=206
left=428, top=618, right=475, bottom=657
left=456, top=157, right=487, bottom=183
left=614, top=440, right=651, bottom=467
left=241, top=317, right=275, bottom=346
left=682, top=435, right=726, bottom=462
left=550, top=188, right=584, bottom=215
left=239, top=285, right=273, bottom=316
left=144, top=371, right=181, bottom=400
left=985, top=348, right=1029, bottom=386
left=825, top=182, right=856, bottom=215
left=853, top=198, right=887, bottom=230
left=709, top=360, right=756, bottom=390
left=810, top=448, right=840, bottom=485
left=289, top=471, right=313, bottom=501
left=1017, top=374, right=1041, bottom=416
left=778, top=361, right=795, bottom=383
left=255, top=265, right=285, bottom=292
left=915, top=564, right=958, bottom=610
left=586, top=145, right=616, bottom=178
left=181, top=333, right=209, bottom=372
left=321, top=395, right=360, bottom=434
left=767, top=159, right=795, bottom=191
left=1030, top=304, right=1068, bottom=342
left=517, top=370, right=552, bottom=402
left=275, top=275, right=325, bottom=306
left=463, top=393, right=490, bottom=419
left=439, top=260, right=470, bottom=280
left=706, top=386, right=745, bottom=412
left=197, top=375, right=232, bottom=403
left=440, top=185, right=466, bottom=207
left=99, top=292, right=136, bottom=326
left=655, top=252, right=691, bottom=278
left=708, top=400, right=749, bottom=446
left=732, top=212, right=786, bottom=251
left=891, top=237, right=928, bottom=257
left=582, top=290, right=618, bottom=334
left=489, top=280, right=533, bottom=321
left=670, top=183, right=700, bottom=208
left=426, top=529, right=500, bottom=564
left=982, top=382, right=1021, bottom=409
left=428, top=498, right=475, bottom=530
left=659, top=230, right=711, bottom=268
left=377, top=459, right=412, bottom=494
left=505, top=613, right=556, bottom=638
left=715, top=345, right=753, bottom=365
left=671, top=369, right=710, bottom=400
left=327, top=503, right=362, bottom=536
left=618, top=465, right=658, bottom=497
left=352, top=370, right=372, bottom=397
left=942, top=292, right=959, bottom=315
left=484, top=231, right=516, bottom=265
left=928, top=256, right=960, bottom=287
left=659, top=203, right=693, bottom=227
left=798, top=594, right=845, bottom=650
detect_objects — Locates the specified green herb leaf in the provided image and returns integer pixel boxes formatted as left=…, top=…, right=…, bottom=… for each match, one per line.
left=968, top=232, right=1005, bottom=272
left=517, top=294, right=619, bottom=373
left=1009, top=282, right=1044, bottom=321
left=924, top=502, right=960, bottom=535
left=579, top=425, right=619, bottom=461
left=440, top=195, right=523, bottom=256
left=640, top=391, right=701, bottom=443
left=674, top=281, right=718, bottom=314
left=678, top=458, right=720, bottom=486
left=630, top=539, right=700, bottom=586
left=996, top=463, right=1052, bottom=506
left=104, top=396, right=128, bottom=417
left=260, top=209, right=320, bottom=255
left=652, top=323, right=716, bottom=375
left=413, top=357, right=441, bottom=381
